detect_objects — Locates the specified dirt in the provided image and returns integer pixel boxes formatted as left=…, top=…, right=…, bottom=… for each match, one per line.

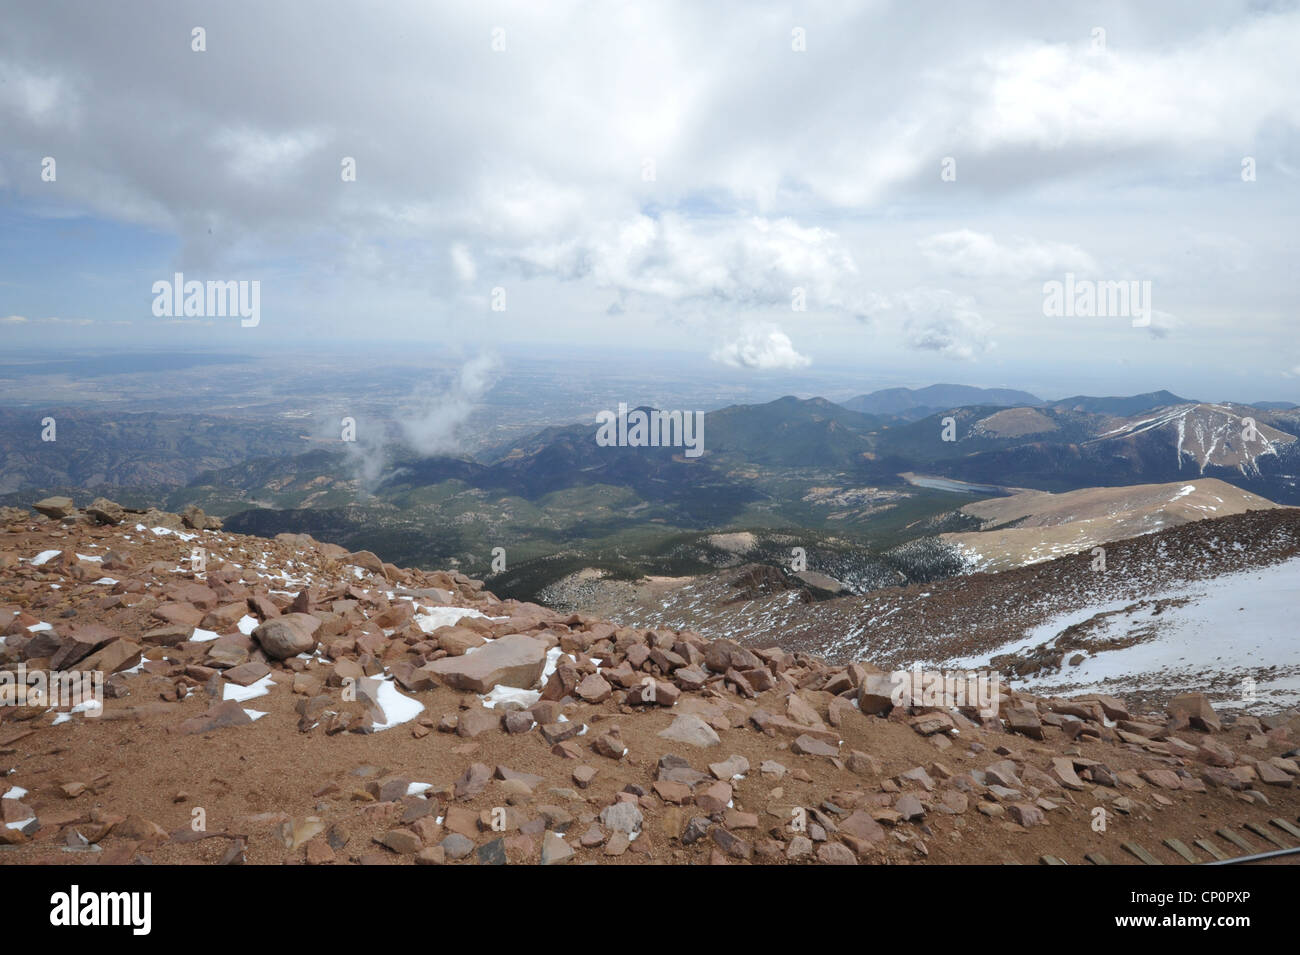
left=1, top=508, right=1297, bottom=866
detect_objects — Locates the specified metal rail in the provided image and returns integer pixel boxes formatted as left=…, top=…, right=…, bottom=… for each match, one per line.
left=1204, top=845, right=1300, bottom=865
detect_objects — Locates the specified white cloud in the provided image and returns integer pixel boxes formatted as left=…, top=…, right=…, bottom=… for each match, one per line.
left=1143, top=310, right=1181, bottom=339
left=969, top=20, right=1300, bottom=155
left=711, top=325, right=812, bottom=370
left=398, top=352, right=499, bottom=455
left=450, top=243, right=477, bottom=283
left=867, top=289, right=994, bottom=361
left=218, top=126, right=326, bottom=183
left=920, top=230, right=1096, bottom=279
left=0, top=1, right=1295, bottom=390
left=1, top=315, right=92, bottom=326
left=513, top=213, right=860, bottom=310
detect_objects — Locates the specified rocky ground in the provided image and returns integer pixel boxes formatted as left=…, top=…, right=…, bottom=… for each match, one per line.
left=569, top=509, right=1300, bottom=711
left=1, top=498, right=1298, bottom=865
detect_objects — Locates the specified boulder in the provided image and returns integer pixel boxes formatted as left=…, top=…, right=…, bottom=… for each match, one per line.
left=33, top=496, right=75, bottom=519
left=426, top=634, right=547, bottom=693
left=657, top=714, right=721, bottom=748
left=85, top=498, right=125, bottom=525
left=1168, top=693, right=1222, bottom=733
left=78, top=639, right=143, bottom=675
left=252, top=614, right=321, bottom=660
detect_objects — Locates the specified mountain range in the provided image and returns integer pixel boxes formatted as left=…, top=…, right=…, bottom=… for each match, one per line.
left=5, top=388, right=1298, bottom=601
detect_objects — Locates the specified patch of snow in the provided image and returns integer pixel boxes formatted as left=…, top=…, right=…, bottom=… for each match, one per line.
left=481, top=685, right=541, bottom=709
left=369, top=678, right=424, bottom=731
left=413, top=606, right=491, bottom=633
left=950, top=555, right=1300, bottom=708
left=223, top=675, right=275, bottom=702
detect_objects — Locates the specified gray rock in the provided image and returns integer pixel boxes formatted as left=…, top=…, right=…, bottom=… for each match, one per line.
left=540, top=831, right=574, bottom=865
left=657, top=714, right=720, bottom=748
left=440, top=833, right=474, bottom=860
left=598, top=801, right=643, bottom=836
left=85, top=498, right=125, bottom=525
left=32, top=496, right=75, bottom=519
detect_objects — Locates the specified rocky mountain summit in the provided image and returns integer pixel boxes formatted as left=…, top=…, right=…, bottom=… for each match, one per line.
left=1, top=500, right=1297, bottom=865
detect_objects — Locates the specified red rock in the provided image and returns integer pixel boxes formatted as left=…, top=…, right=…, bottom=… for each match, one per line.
left=674, top=665, right=708, bottom=691
left=653, top=780, right=692, bottom=804
left=454, top=763, right=492, bottom=800
left=427, top=634, right=547, bottom=693
left=592, top=728, right=627, bottom=760
left=252, top=613, right=321, bottom=659
left=1256, top=761, right=1292, bottom=786
left=201, top=602, right=250, bottom=631
left=708, top=755, right=750, bottom=780
left=1118, top=720, right=1165, bottom=738
left=894, top=794, right=925, bottom=821
left=792, top=734, right=839, bottom=757
left=436, top=627, right=485, bottom=656
left=247, top=595, right=280, bottom=619
left=839, top=810, right=886, bottom=844
left=177, top=700, right=253, bottom=735
left=379, top=828, right=422, bottom=854
left=140, top=625, right=193, bottom=647
left=1190, top=738, right=1232, bottom=769
left=696, top=781, right=732, bottom=813
left=1141, top=768, right=1183, bottom=790
left=1006, top=706, right=1044, bottom=740
left=456, top=707, right=500, bottom=738
left=222, top=661, right=271, bottom=687
left=151, top=602, right=203, bottom=628
left=910, top=712, right=956, bottom=736
left=857, top=673, right=898, bottom=715
left=78, top=639, right=143, bottom=675
left=1168, top=693, right=1222, bottom=732
left=49, top=624, right=117, bottom=669
left=816, top=842, right=858, bottom=865
left=657, top=714, right=720, bottom=748
left=1006, top=802, right=1045, bottom=827
left=575, top=672, right=613, bottom=704
left=845, top=751, right=879, bottom=776
left=703, top=640, right=762, bottom=674
left=1049, top=757, right=1086, bottom=791
left=540, top=831, right=574, bottom=865
left=710, top=827, right=752, bottom=860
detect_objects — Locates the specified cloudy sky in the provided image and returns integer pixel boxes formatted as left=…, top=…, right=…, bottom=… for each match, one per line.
left=1, top=0, right=1298, bottom=400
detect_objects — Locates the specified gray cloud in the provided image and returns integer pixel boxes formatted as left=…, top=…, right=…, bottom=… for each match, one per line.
left=0, top=1, right=1296, bottom=386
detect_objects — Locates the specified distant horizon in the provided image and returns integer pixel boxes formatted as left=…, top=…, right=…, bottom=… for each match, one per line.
left=1, top=342, right=1296, bottom=410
